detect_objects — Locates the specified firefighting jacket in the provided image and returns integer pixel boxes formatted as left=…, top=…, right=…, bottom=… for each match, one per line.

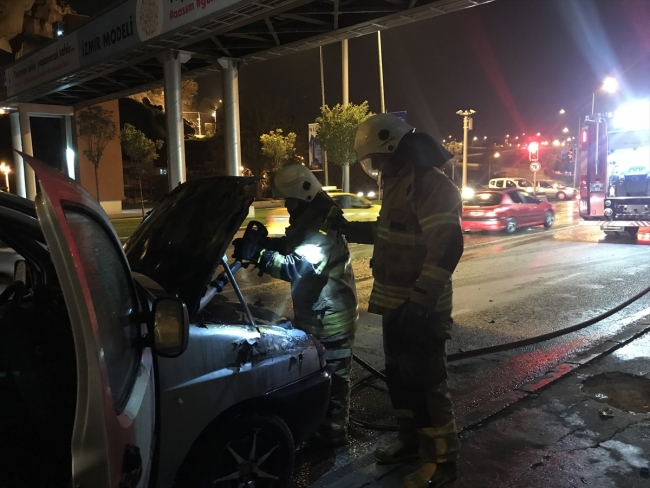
left=257, top=198, right=358, bottom=341
left=346, top=164, right=463, bottom=317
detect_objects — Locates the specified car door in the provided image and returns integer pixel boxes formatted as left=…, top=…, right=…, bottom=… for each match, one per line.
left=507, top=190, right=529, bottom=224
left=520, top=192, right=545, bottom=224
left=26, top=155, right=155, bottom=488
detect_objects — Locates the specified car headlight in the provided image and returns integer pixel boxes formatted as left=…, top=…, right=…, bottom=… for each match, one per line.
left=604, top=200, right=611, bottom=207
left=461, top=187, right=475, bottom=199
left=604, top=208, right=614, bottom=218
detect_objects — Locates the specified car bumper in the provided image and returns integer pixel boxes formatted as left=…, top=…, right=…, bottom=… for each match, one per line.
left=462, top=218, right=507, bottom=231
left=265, top=370, right=331, bottom=444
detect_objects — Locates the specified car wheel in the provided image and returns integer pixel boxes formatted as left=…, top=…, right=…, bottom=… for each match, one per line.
left=182, top=413, right=294, bottom=488
left=505, top=217, right=517, bottom=234
left=543, top=211, right=555, bottom=228
left=556, top=191, right=566, bottom=200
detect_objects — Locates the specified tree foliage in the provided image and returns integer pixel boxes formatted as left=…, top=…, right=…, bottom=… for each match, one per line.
left=77, top=105, right=117, bottom=201
left=260, top=129, right=296, bottom=170
left=315, top=102, right=373, bottom=167
left=129, top=80, right=198, bottom=112
left=120, top=123, right=163, bottom=217
left=442, top=141, right=463, bottom=185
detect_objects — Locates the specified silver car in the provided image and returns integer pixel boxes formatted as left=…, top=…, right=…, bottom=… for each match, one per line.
left=1, top=156, right=330, bottom=488
left=536, top=180, right=576, bottom=200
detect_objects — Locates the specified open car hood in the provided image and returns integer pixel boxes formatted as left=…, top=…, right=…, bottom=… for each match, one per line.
left=124, top=176, right=255, bottom=317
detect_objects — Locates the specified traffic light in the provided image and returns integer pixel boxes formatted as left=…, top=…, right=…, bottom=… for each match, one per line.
left=528, top=142, right=539, bottom=162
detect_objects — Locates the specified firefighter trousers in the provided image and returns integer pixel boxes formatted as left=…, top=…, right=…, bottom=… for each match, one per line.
left=382, top=310, right=459, bottom=464
left=318, top=336, right=355, bottom=440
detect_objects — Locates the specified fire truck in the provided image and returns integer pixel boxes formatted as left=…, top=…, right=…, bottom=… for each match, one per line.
left=578, top=99, right=650, bottom=237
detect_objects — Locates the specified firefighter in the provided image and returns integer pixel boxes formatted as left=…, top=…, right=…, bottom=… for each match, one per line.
left=232, top=164, right=358, bottom=446
left=346, top=114, right=463, bottom=488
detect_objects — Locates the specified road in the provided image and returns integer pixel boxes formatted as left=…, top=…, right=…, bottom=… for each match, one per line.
left=221, top=201, right=650, bottom=487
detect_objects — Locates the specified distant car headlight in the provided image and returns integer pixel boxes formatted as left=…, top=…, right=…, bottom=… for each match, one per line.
left=461, top=187, right=475, bottom=199
left=357, top=191, right=364, bottom=197
left=367, top=191, right=376, bottom=198
left=604, top=208, right=614, bottom=218
left=604, top=200, right=611, bottom=207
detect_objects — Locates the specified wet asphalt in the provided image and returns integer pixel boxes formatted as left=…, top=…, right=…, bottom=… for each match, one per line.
left=224, top=201, right=650, bottom=487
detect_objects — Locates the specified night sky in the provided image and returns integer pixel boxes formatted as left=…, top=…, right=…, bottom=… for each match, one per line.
left=67, top=0, right=649, bottom=141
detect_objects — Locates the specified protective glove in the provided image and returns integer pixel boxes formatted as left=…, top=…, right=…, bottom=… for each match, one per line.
left=232, top=238, right=264, bottom=263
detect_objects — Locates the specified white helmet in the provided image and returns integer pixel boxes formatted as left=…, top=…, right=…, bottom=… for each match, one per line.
left=273, top=164, right=322, bottom=202
left=354, top=113, right=414, bottom=160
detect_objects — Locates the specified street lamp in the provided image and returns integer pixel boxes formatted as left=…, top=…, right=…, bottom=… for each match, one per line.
left=559, top=108, right=566, bottom=114
left=562, top=127, right=569, bottom=133
left=592, top=76, right=619, bottom=114
left=456, top=109, right=475, bottom=190
left=553, top=139, right=560, bottom=146
left=0, top=162, right=10, bottom=192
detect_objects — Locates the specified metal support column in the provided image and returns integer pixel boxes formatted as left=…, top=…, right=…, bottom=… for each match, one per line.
left=64, top=115, right=78, bottom=180
left=9, top=112, right=25, bottom=197
left=18, top=107, right=37, bottom=200
left=378, top=31, right=386, bottom=114
left=162, top=50, right=188, bottom=190
left=319, top=45, right=329, bottom=186
left=341, top=39, right=350, bottom=193
left=219, top=58, right=242, bottom=176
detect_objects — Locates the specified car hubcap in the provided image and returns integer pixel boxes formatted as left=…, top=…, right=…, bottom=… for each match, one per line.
left=507, top=220, right=515, bottom=232
left=214, top=429, right=281, bottom=487
left=546, top=214, right=554, bottom=225
left=558, top=193, right=565, bottom=200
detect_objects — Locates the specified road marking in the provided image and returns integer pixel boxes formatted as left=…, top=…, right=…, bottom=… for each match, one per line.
left=544, top=272, right=584, bottom=285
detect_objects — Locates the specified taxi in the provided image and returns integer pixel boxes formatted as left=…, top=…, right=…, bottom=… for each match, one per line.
left=266, top=188, right=381, bottom=236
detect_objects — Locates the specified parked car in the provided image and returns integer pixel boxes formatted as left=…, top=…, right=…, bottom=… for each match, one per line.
left=1, top=155, right=330, bottom=488
left=462, top=189, right=555, bottom=234
left=488, top=177, right=535, bottom=193
left=536, top=180, right=576, bottom=200
left=266, top=191, right=381, bottom=236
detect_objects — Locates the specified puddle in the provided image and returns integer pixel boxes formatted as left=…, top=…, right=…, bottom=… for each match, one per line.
left=582, top=372, right=650, bottom=414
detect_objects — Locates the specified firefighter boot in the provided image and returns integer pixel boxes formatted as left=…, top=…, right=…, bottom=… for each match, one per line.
left=374, top=410, right=419, bottom=464
left=402, top=462, right=457, bottom=488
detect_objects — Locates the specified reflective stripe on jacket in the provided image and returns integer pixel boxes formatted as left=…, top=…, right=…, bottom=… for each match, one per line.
left=258, top=201, right=358, bottom=340
left=348, top=165, right=463, bottom=317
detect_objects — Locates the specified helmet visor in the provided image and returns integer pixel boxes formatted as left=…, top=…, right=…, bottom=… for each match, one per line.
left=360, top=157, right=379, bottom=181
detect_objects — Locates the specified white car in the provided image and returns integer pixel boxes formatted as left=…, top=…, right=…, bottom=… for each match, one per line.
left=536, top=180, right=576, bottom=200
left=488, top=177, right=535, bottom=193
left=1, top=155, right=330, bottom=488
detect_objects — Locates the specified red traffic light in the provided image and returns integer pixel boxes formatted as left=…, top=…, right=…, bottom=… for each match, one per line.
left=528, top=142, right=539, bottom=162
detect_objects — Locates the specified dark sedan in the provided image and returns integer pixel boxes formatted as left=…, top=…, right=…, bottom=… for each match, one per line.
left=462, top=190, right=555, bottom=234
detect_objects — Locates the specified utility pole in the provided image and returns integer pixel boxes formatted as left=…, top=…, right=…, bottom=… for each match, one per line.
left=342, top=38, right=350, bottom=192
left=319, top=45, right=329, bottom=186
left=378, top=31, right=386, bottom=114
left=456, top=109, right=475, bottom=189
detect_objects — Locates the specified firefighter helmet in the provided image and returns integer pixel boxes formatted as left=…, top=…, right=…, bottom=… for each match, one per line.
left=354, top=113, right=414, bottom=160
left=273, top=164, right=322, bottom=201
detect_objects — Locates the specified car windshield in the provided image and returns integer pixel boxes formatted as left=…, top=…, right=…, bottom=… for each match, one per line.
left=517, top=179, right=533, bottom=187
left=466, top=192, right=503, bottom=206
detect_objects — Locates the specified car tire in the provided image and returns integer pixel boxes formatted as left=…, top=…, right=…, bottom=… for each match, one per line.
left=543, top=211, right=555, bottom=228
left=180, top=413, right=294, bottom=488
left=505, top=217, right=517, bottom=234
left=556, top=191, right=566, bottom=200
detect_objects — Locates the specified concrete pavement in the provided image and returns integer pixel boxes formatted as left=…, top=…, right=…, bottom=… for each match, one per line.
left=320, top=317, right=650, bottom=488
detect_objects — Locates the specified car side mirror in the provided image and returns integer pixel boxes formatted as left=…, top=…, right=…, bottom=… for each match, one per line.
left=152, top=297, right=189, bottom=358
left=14, top=260, right=27, bottom=284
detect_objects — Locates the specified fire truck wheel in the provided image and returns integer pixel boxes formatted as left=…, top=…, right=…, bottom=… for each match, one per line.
left=505, top=217, right=517, bottom=234
left=556, top=191, right=566, bottom=200
left=543, top=211, right=555, bottom=228
left=625, top=227, right=639, bottom=238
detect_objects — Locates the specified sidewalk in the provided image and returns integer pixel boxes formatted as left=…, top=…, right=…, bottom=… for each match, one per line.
left=325, top=318, right=650, bottom=488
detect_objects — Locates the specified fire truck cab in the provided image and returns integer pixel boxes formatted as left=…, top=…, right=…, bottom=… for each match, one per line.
left=578, top=99, right=650, bottom=237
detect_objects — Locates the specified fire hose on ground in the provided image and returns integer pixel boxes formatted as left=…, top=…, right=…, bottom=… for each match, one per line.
left=349, top=283, right=650, bottom=432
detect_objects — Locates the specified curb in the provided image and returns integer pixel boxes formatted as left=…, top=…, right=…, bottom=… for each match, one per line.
left=456, top=315, right=650, bottom=431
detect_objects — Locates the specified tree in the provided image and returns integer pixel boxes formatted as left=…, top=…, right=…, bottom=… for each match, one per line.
left=120, top=123, right=164, bottom=217
left=315, top=102, right=373, bottom=190
left=129, top=80, right=198, bottom=112
left=260, top=129, right=297, bottom=193
left=77, top=105, right=118, bottom=201
left=442, top=141, right=463, bottom=185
